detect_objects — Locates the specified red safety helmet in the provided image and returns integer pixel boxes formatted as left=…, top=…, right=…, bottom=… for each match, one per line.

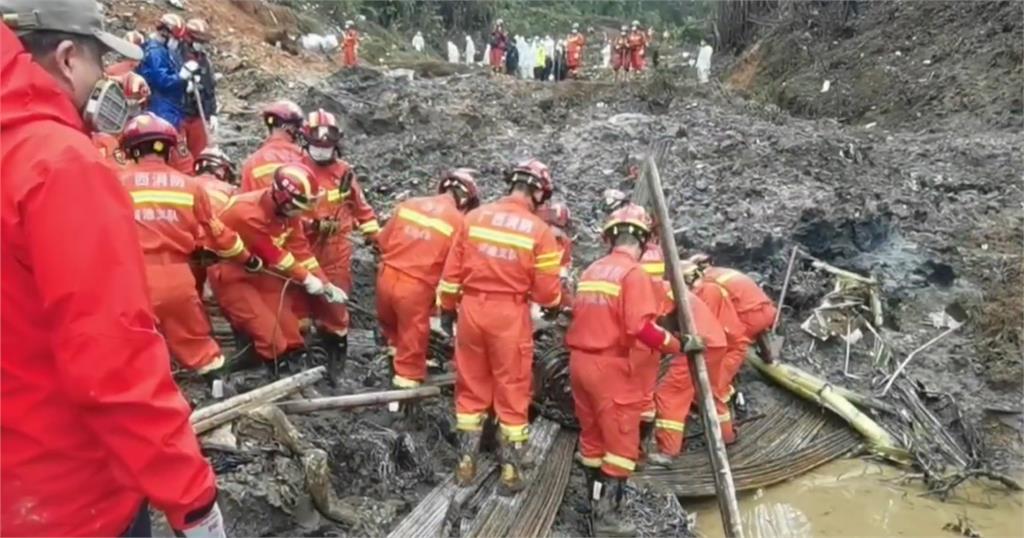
left=194, top=147, right=237, bottom=182
left=271, top=163, right=319, bottom=214
left=124, top=30, right=146, bottom=47
left=538, top=201, right=571, bottom=229
left=301, top=109, right=343, bottom=148
left=505, top=158, right=554, bottom=203
left=438, top=168, right=481, bottom=210
left=602, top=203, right=652, bottom=243
left=262, top=100, right=304, bottom=130
left=156, top=13, right=186, bottom=39
left=121, top=113, right=178, bottom=157
left=185, top=18, right=211, bottom=43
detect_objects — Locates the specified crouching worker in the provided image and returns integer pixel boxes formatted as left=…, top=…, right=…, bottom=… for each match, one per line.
left=565, top=204, right=702, bottom=534
left=119, top=113, right=259, bottom=376
left=376, top=169, right=480, bottom=404
left=214, top=163, right=347, bottom=376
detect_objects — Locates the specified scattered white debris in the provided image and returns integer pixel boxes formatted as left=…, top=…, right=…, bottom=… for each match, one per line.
left=821, top=80, right=831, bottom=93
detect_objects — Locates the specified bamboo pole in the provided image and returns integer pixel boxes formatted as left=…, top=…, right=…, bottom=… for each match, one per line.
left=278, top=386, right=442, bottom=414
left=644, top=155, right=744, bottom=538
left=190, top=366, right=326, bottom=425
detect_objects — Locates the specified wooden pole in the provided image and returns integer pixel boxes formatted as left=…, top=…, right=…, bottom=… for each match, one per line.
left=644, top=155, right=744, bottom=538
left=277, top=385, right=442, bottom=414
left=190, top=366, right=326, bottom=424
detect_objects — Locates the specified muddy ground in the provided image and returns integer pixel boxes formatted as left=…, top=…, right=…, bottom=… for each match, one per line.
left=164, top=3, right=1024, bottom=535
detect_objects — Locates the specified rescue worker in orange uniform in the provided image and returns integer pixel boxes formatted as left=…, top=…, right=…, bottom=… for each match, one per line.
left=439, top=158, right=564, bottom=494
left=191, top=147, right=239, bottom=296
left=105, top=30, right=145, bottom=76
left=240, top=99, right=305, bottom=192
left=118, top=113, right=258, bottom=375
left=612, top=26, right=630, bottom=80
left=627, top=20, right=648, bottom=73
left=537, top=200, right=573, bottom=279
left=565, top=204, right=702, bottom=534
left=376, top=169, right=480, bottom=399
left=342, top=20, right=359, bottom=68
left=688, top=253, right=778, bottom=399
left=634, top=229, right=668, bottom=447
left=92, top=70, right=150, bottom=166
left=565, top=23, right=585, bottom=78
left=648, top=260, right=736, bottom=467
left=295, top=109, right=379, bottom=383
left=215, top=163, right=347, bottom=374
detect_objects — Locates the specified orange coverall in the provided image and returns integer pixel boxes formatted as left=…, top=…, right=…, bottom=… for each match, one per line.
left=566, top=33, right=585, bottom=74
left=342, top=29, right=360, bottom=67
left=293, top=159, right=379, bottom=336
left=633, top=240, right=666, bottom=422
left=565, top=246, right=668, bottom=478
left=439, top=195, right=563, bottom=444
left=119, top=159, right=250, bottom=370
left=214, top=189, right=326, bottom=360
left=654, top=290, right=733, bottom=455
left=193, top=174, right=238, bottom=296
left=376, top=194, right=464, bottom=387
left=698, top=267, right=778, bottom=398
left=239, top=131, right=304, bottom=193
left=627, top=30, right=648, bottom=71
left=612, top=36, right=630, bottom=71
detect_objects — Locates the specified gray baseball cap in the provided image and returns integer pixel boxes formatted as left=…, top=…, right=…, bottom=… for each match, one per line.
left=1, top=0, right=143, bottom=60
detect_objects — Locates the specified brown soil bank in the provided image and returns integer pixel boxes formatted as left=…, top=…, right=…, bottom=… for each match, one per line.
left=726, top=0, right=1024, bottom=130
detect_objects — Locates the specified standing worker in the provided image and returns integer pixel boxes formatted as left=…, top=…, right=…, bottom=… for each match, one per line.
left=180, top=18, right=218, bottom=157
left=412, top=30, right=425, bottom=52
left=376, top=169, right=480, bottom=400
left=537, top=200, right=573, bottom=279
left=192, top=147, right=240, bottom=297
left=612, top=26, right=630, bottom=81
left=296, top=109, right=380, bottom=382
left=627, top=20, right=648, bottom=74
left=0, top=2, right=225, bottom=535
left=439, top=159, right=564, bottom=494
left=118, top=113, right=258, bottom=376
left=341, top=20, right=359, bottom=68
left=214, top=163, right=347, bottom=374
left=240, top=99, right=305, bottom=192
left=565, top=204, right=701, bottom=533
left=565, top=23, right=585, bottom=78
left=489, top=19, right=508, bottom=73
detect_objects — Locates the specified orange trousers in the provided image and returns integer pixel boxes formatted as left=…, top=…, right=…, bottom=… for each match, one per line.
left=376, top=265, right=435, bottom=386
left=718, top=303, right=777, bottom=399
left=630, top=49, right=646, bottom=71
left=453, top=293, right=533, bottom=444
left=717, top=338, right=751, bottom=403
left=145, top=263, right=221, bottom=370
left=343, top=47, right=357, bottom=67
left=631, top=346, right=661, bottom=422
left=181, top=116, right=209, bottom=158
left=570, top=350, right=644, bottom=478
left=653, top=346, right=732, bottom=456
left=210, top=264, right=304, bottom=360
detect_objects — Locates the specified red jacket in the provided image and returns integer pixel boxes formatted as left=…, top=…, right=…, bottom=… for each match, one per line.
left=377, top=193, right=464, bottom=286
left=239, top=131, right=304, bottom=193
left=0, top=26, right=216, bottom=536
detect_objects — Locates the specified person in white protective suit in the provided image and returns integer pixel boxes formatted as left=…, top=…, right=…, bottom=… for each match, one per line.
left=696, top=39, right=713, bottom=84
left=447, top=40, right=460, bottom=63
left=465, top=35, right=476, bottom=65
left=412, top=31, right=424, bottom=52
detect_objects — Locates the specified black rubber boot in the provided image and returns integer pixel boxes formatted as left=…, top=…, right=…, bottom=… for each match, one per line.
left=319, top=332, right=347, bottom=387
left=265, top=348, right=306, bottom=379
left=454, top=430, right=482, bottom=486
left=498, top=436, right=527, bottom=496
left=592, top=474, right=636, bottom=536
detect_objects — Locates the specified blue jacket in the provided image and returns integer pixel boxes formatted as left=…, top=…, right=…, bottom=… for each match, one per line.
left=137, top=40, right=184, bottom=128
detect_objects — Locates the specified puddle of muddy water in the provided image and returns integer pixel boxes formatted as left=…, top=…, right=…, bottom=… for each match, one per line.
left=689, top=458, right=1024, bottom=538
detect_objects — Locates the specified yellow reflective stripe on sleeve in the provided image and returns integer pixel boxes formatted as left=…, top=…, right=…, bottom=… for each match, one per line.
left=438, top=280, right=461, bottom=294
left=207, top=190, right=230, bottom=205
left=500, top=423, right=529, bottom=443
left=326, top=189, right=352, bottom=203
left=272, top=231, right=291, bottom=247
left=468, top=226, right=534, bottom=250
left=579, top=455, right=603, bottom=468
left=359, top=219, right=381, bottom=234
left=274, top=252, right=296, bottom=270
left=392, top=375, right=422, bottom=388
left=252, top=162, right=284, bottom=179
left=534, top=259, right=562, bottom=270
left=130, top=190, right=195, bottom=207
left=662, top=329, right=672, bottom=347
left=398, top=208, right=453, bottom=236
left=577, top=281, right=621, bottom=297
left=214, top=236, right=245, bottom=258
left=642, top=262, right=665, bottom=275
left=535, top=251, right=563, bottom=262
left=715, top=270, right=740, bottom=285
left=602, top=453, right=636, bottom=472
left=299, top=257, right=320, bottom=270
left=718, top=412, right=732, bottom=422
left=456, top=413, right=484, bottom=431
left=655, top=418, right=686, bottom=432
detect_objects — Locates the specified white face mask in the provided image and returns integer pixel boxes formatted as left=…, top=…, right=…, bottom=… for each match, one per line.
left=308, top=145, right=334, bottom=163
left=168, top=37, right=179, bottom=51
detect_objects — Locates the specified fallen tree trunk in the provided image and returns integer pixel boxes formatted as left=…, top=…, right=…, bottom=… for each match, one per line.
left=190, top=367, right=326, bottom=433
left=278, top=385, right=442, bottom=414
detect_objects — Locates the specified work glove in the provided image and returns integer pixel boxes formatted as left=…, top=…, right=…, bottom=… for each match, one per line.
left=440, top=310, right=456, bottom=338
left=314, top=218, right=341, bottom=236
left=174, top=501, right=226, bottom=538
left=323, top=283, right=348, bottom=304
left=682, top=334, right=705, bottom=355
left=243, top=255, right=264, bottom=273
left=303, top=273, right=326, bottom=296
left=178, top=60, right=200, bottom=81
left=208, top=115, right=219, bottom=135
